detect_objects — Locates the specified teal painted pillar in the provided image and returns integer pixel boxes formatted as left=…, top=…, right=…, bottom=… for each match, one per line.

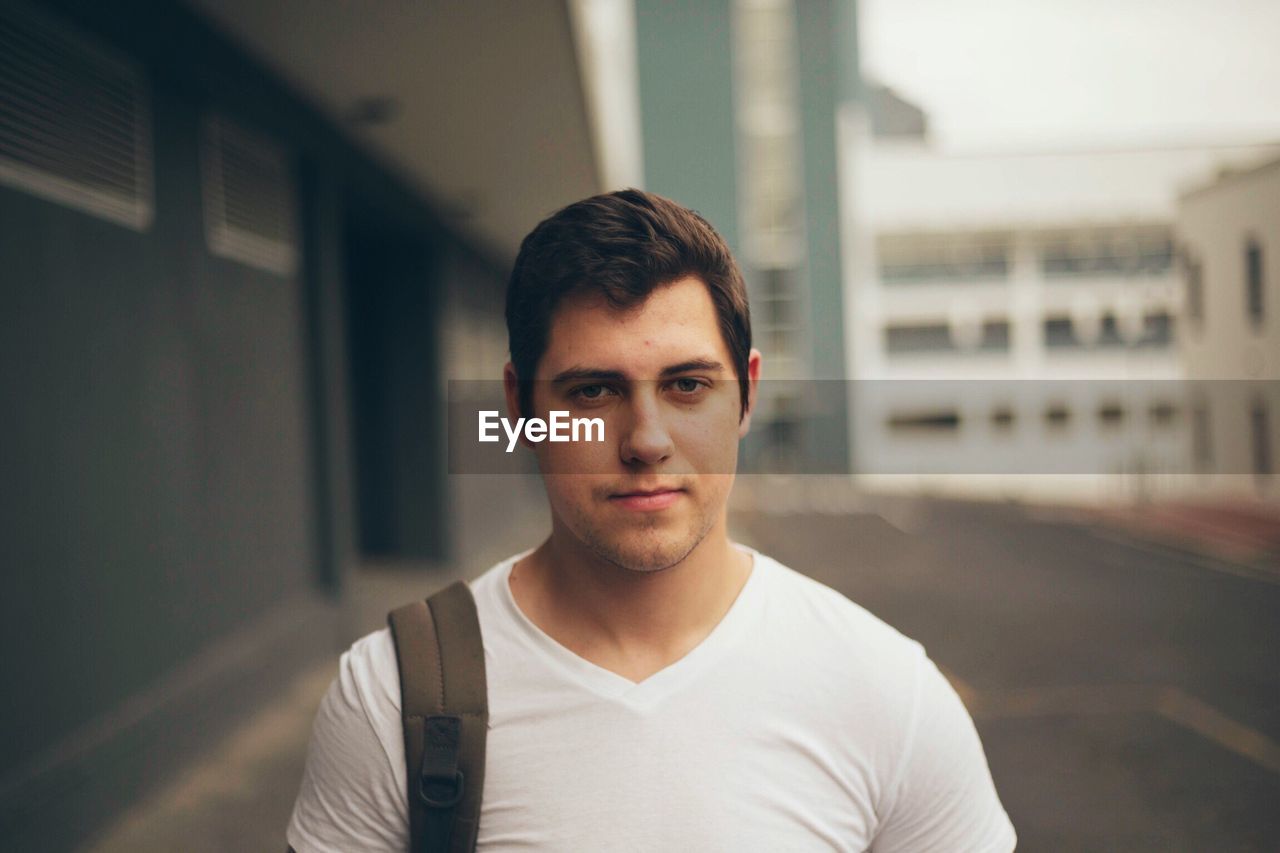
left=633, top=0, right=741, bottom=255
left=633, top=0, right=858, bottom=474
left=794, top=0, right=855, bottom=470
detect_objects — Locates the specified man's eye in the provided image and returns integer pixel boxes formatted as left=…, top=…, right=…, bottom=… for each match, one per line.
left=571, top=384, right=614, bottom=401
left=671, top=377, right=706, bottom=394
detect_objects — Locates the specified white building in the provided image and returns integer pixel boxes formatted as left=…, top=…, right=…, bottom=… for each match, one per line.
left=1176, top=156, right=1280, bottom=499
left=844, top=137, right=1280, bottom=502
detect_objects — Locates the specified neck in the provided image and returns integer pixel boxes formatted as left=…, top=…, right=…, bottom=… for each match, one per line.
left=509, top=518, right=753, bottom=680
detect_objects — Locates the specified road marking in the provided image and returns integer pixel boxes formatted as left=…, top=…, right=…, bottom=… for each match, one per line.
left=1156, top=688, right=1280, bottom=775
left=938, top=666, right=980, bottom=707
left=941, top=673, right=1280, bottom=776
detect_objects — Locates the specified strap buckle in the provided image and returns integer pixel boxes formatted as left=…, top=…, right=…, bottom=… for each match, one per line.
left=418, top=715, right=465, bottom=809
left=419, top=769, right=465, bottom=809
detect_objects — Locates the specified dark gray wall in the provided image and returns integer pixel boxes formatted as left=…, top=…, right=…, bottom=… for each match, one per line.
left=0, top=76, right=314, bottom=778
left=0, top=2, right=509, bottom=848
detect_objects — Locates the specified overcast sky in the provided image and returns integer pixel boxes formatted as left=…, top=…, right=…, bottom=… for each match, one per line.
left=860, top=0, right=1280, bottom=151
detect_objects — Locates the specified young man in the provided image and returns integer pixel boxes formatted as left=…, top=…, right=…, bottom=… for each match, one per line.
left=287, top=190, right=1016, bottom=851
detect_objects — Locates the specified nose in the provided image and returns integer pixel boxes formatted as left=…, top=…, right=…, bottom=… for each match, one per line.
left=619, top=392, right=675, bottom=466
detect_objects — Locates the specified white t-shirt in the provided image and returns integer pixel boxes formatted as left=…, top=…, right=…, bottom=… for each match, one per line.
left=288, top=548, right=1016, bottom=852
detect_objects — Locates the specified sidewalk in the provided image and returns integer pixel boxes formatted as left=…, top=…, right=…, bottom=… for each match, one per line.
left=83, top=658, right=336, bottom=853
left=1085, top=498, right=1280, bottom=578
left=82, top=495, right=548, bottom=852
left=81, top=565, right=454, bottom=853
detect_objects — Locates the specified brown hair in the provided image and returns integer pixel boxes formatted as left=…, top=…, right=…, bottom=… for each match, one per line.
left=506, top=189, right=752, bottom=419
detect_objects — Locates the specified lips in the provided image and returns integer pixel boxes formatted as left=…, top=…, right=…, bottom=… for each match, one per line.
left=608, top=486, right=685, bottom=511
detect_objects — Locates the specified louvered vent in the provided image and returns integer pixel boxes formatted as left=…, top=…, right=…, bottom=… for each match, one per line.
left=0, top=2, right=153, bottom=229
left=201, top=115, right=297, bottom=276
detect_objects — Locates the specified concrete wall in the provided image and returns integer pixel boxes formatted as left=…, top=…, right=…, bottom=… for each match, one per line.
left=0, top=2, right=510, bottom=847
left=1177, top=158, right=1280, bottom=497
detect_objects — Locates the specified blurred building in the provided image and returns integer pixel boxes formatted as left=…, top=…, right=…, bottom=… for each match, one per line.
left=1176, top=155, right=1280, bottom=498
left=843, top=109, right=1280, bottom=501
left=0, top=0, right=600, bottom=848
left=633, top=0, right=858, bottom=474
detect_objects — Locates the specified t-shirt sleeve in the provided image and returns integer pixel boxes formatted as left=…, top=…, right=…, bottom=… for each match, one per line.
left=870, top=653, right=1016, bottom=853
left=286, top=630, right=410, bottom=853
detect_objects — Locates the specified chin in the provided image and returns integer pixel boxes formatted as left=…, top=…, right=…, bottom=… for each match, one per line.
left=581, top=527, right=707, bottom=574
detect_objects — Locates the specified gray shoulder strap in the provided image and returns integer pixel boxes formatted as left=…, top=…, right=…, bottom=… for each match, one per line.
left=388, top=580, right=488, bottom=852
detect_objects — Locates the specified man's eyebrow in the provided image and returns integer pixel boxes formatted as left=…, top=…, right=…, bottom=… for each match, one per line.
left=549, top=367, right=628, bottom=384
left=659, top=358, right=725, bottom=377
left=549, top=359, right=726, bottom=384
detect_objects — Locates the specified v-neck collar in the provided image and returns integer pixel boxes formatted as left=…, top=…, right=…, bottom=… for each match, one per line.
left=496, top=545, right=766, bottom=712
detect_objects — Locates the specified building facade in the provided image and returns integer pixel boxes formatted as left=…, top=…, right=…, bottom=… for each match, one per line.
left=844, top=136, right=1279, bottom=502
left=1176, top=156, right=1280, bottom=498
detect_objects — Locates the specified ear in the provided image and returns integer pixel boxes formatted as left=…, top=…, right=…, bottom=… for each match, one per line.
left=737, top=348, right=762, bottom=439
left=502, top=361, right=521, bottom=421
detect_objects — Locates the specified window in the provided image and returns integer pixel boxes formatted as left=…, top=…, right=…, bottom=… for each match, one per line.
left=1252, top=399, right=1272, bottom=480
left=763, top=417, right=801, bottom=467
left=201, top=114, right=298, bottom=275
left=1246, top=237, right=1265, bottom=328
left=1148, top=401, right=1178, bottom=428
left=757, top=392, right=802, bottom=469
left=1043, top=316, right=1079, bottom=349
left=1135, top=312, right=1174, bottom=348
left=1097, top=315, right=1126, bottom=347
left=884, top=319, right=1010, bottom=355
left=877, top=232, right=1011, bottom=284
left=1192, top=400, right=1212, bottom=472
left=1044, top=404, right=1071, bottom=430
left=735, top=0, right=804, bottom=268
left=1042, top=313, right=1173, bottom=350
left=1039, top=227, right=1173, bottom=279
left=763, top=295, right=793, bottom=326
left=1182, top=249, right=1204, bottom=325
left=888, top=410, right=961, bottom=434
left=0, top=2, right=152, bottom=229
left=754, top=266, right=801, bottom=360
left=885, top=323, right=953, bottom=354
left=1097, top=402, right=1125, bottom=428
left=979, top=320, right=1011, bottom=351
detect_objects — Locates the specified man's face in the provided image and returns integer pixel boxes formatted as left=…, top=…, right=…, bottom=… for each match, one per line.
left=505, top=276, right=760, bottom=573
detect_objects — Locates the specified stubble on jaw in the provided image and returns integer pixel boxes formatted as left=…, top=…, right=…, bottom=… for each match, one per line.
left=557, top=491, right=722, bottom=574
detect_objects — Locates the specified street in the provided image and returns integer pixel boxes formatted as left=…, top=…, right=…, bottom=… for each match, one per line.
left=88, top=495, right=1280, bottom=852
left=738, top=496, right=1280, bottom=852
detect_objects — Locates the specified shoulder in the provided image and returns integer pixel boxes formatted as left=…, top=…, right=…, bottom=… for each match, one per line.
left=751, top=553, right=1015, bottom=850
left=341, top=627, right=402, bottom=714
left=756, top=552, right=928, bottom=679
left=748, top=553, right=934, bottom=762
left=749, top=555, right=1015, bottom=851
left=467, top=556, right=514, bottom=607
left=286, top=628, right=408, bottom=853
left=870, top=652, right=1017, bottom=850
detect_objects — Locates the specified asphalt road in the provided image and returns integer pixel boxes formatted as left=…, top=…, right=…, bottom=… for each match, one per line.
left=90, top=496, right=1278, bottom=852
left=738, top=498, right=1280, bottom=852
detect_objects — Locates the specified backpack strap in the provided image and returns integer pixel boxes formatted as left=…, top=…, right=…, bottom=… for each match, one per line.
left=388, top=581, right=488, bottom=853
